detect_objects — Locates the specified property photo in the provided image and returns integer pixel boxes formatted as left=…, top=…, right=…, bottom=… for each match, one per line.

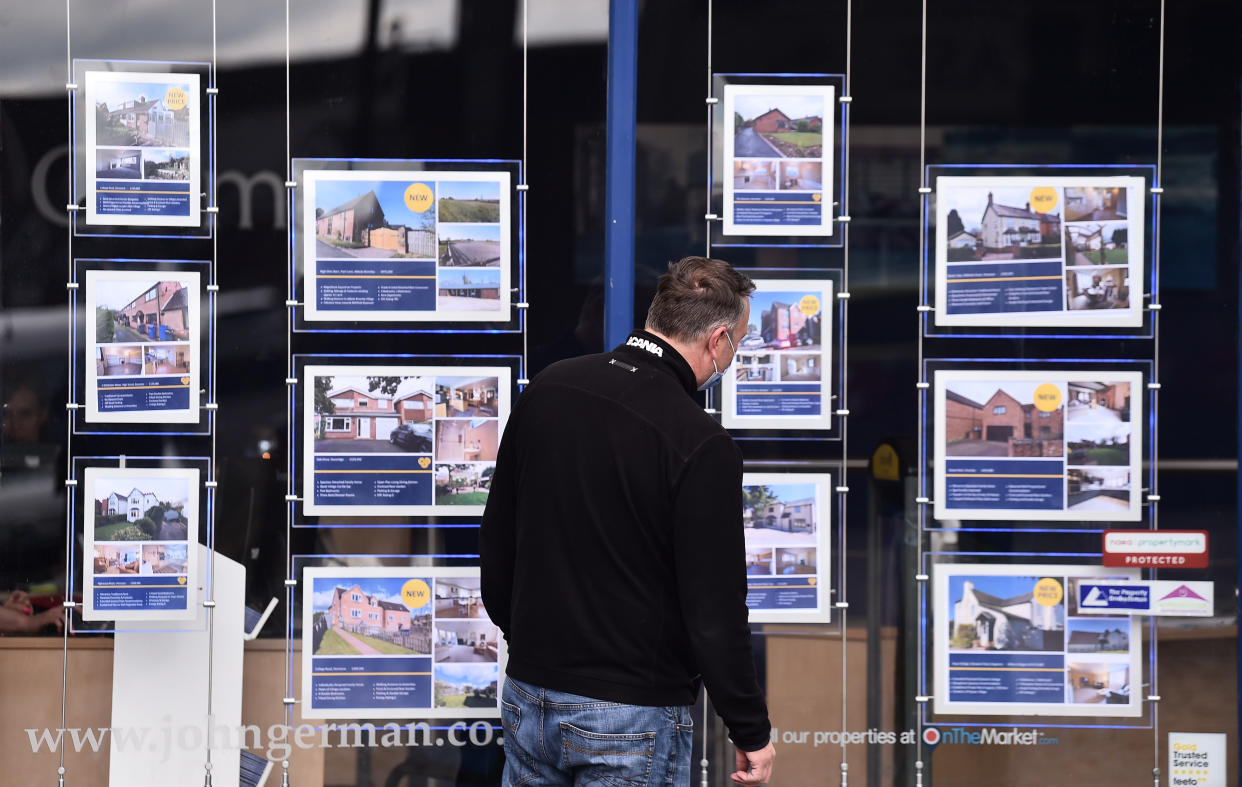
left=93, top=80, right=192, bottom=148
left=312, top=374, right=435, bottom=452
left=1066, top=381, right=1130, bottom=423
left=1066, top=617, right=1130, bottom=654
left=97, top=346, right=143, bottom=376
left=93, top=544, right=141, bottom=575
left=1066, top=221, right=1128, bottom=266
left=435, top=418, right=498, bottom=463
left=746, top=291, right=822, bottom=351
left=946, top=575, right=1065, bottom=652
left=1066, top=660, right=1131, bottom=705
left=140, top=543, right=188, bottom=574
left=309, top=576, right=432, bottom=657
left=743, top=482, right=818, bottom=547
left=93, top=476, right=190, bottom=542
left=314, top=180, right=436, bottom=260
left=733, top=160, right=777, bottom=190
left=93, top=279, right=194, bottom=344
left=438, top=224, right=501, bottom=267
left=1064, top=186, right=1128, bottom=222
left=95, top=148, right=142, bottom=179
left=143, top=344, right=190, bottom=375
left=1065, top=266, right=1130, bottom=311
left=733, top=94, right=824, bottom=159
left=776, top=547, right=817, bottom=575
left=1067, top=467, right=1131, bottom=512
left=437, top=269, right=502, bottom=310
left=434, top=377, right=499, bottom=418
left=779, top=353, right=821, bottom=382
left=779, top=161, right=823, bottom=191
left=745, top=548, right=773, bottom=576
left=1066, top=429, right=1131, bottom=466
left=735, top=352, right=775, bottom=382
left=434, top=578, right=485, bottom=618
left=434, top=620, right=499, bottom=663
left=143, top=147, right=190, bottom=180
left=433, top=663, right=498, bottom=709
left=437, top=181, right=501, bottom=223
left=940, top=187, right=1063, bottom=262
left=943, top=381, right=1064, bottom=458
left=434, top=463, right=492, bottom=505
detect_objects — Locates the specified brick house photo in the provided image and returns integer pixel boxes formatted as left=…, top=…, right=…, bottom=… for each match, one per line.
left=313, top=375, right=435, bottom=451
left=944, top=382, right=1065, bottom=458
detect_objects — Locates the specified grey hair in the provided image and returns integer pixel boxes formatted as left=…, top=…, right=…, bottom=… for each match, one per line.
left=644, top=256, right=755, bottom=342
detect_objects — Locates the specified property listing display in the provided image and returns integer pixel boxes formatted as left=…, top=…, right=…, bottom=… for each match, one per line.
left=933, top=176, right=1146, bottom=327
left=934, top=370, right=1143, bottom=522
left=83, top=69, right=201, bottom=227
left=722, top=279, right=833, bottom=431
left=300, top=168, right=511, bottom=322
left=82, top=466, right=199, bottom=622
left=933, top=563, right=1141, bottom=717
left=742, top=473, right=832, bottom=623
left=722, top=83, right=835, bottom=237
left=301, top=567, right=503, bottom=719
left=302, top=365, right=511, bottom=516
left=84, top=268, right=200, bottom=424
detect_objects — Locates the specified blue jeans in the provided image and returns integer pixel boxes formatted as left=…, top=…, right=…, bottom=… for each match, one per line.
left=500, top=677, right=694, bottom=786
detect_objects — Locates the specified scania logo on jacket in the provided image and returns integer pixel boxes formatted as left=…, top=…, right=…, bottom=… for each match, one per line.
left=625, top=336, right=663, bottom=357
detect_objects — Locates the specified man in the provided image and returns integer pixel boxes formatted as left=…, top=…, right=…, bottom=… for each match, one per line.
left=481, top=256, right=775, bottom=786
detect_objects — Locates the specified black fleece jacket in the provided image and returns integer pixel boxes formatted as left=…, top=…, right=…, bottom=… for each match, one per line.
left=480, top=329, right=771, bottom=751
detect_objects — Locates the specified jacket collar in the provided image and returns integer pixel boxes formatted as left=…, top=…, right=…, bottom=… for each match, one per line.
left=612, top=329, right=698, bottom=396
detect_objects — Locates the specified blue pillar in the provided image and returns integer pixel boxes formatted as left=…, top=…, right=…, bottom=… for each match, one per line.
left=604, top=0, right=638, bottom=348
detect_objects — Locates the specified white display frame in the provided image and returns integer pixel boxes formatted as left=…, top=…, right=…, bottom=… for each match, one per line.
left=300, top=565, right=505, bottom=720
left=82, top=465, right=200, bottom=622
left=301, top=364, right=512, bottom=517
left=933, top=562, right=1142, bottom=718
left=933, top=369, right=1144, bottom=522
left=722, top=278, right=834, bottom=431
left=722, top=82, right=837, bottom=238
left=742, top=472, right=833, bottom=624
left=83, top=69, right=202, bottom=229
left=83, top=268, right=202, bottom=424
left=933, top=175, right=1146, bottom=328
left=299, top=168, right=512, bottom=323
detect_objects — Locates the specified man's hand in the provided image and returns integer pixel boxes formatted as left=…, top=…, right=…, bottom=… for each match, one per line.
left=731, top=742, right=775, bottom=785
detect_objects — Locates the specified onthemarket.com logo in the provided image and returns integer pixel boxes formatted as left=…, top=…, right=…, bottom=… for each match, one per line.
left=26, top=721, right=502, bottom=762
left=922, top=727, right=1059, bottom=749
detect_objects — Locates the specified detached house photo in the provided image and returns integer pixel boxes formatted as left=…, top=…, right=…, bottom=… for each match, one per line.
left=314, top=180, right=437, bottom=260
left=311, top=578, right=432, bottom=657
left=940, top=187, right=1062, bottom=261
left=732, top=93, right=825, bottom=159
left=943, top=382, right=1065, bottom=459
left=742, top=482, right=818, bottom=547
left=948, top=575, right=1065, bottom=652
left=313, top=375, right=435, bottom=452
left=93, top=80, right=192, bottom=148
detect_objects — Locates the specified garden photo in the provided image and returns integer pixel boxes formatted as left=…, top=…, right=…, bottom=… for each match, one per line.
left=433, top=663, right=498, bottom=708
left=1066, top=221, right=1128, bottom=266
left=437, top=181, right=501, bottom=223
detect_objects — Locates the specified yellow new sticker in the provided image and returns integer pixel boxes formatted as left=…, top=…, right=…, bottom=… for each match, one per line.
left=1033, top=383, right=1062, bottom=413
left=404, top=183, right=434, bottom=212
left=164, top=87, right=188, bottom=111
left=798, top=294, right=821, bottom=317
left=401, top=579, right=431, bottom=609
left=1029, top=186, right=1058, bottom=214
left=1033, top=578, right=1063, bottom=607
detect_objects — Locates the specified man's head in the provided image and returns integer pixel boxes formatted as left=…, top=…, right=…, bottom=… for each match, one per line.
left=644, top=256, right=755, bottom=387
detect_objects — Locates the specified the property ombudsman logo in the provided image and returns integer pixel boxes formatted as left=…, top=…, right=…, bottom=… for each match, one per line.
left=768, top=727, right=1058, bottom=749
left=624, top=336, right=663, bottom=357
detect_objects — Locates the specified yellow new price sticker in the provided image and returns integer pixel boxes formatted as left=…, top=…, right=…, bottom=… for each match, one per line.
left=798, top=294, right=821, bottom=317
left=401, top=579, right=431, bottom=609
left=1032, top=383, right=1062, bottom=413
left=404, top=183, right=434, bottom=212
left=1033, top=578, right=1063, bottom=607
left=164, top=87, right=188, bottom=111
left=1029, top=186, right=1058, bottom=214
